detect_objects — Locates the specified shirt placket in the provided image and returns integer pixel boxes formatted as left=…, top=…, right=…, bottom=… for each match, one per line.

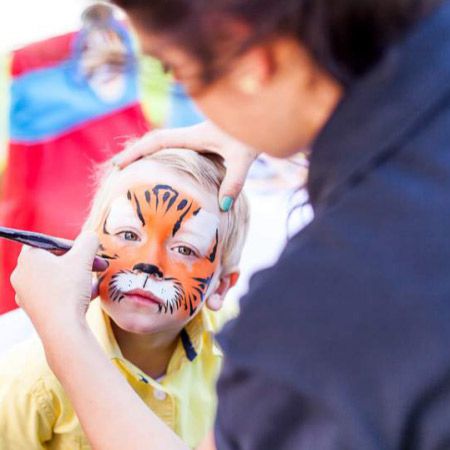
left=116, top=359, right=177, bottom=431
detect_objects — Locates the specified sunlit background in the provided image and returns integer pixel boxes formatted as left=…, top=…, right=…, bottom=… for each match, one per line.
left=0, top=0, right=87, bottom=53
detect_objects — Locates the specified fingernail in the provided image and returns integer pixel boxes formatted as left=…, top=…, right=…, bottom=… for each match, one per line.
left=93, top=257, right=109, bottom=272
left=220, top=196, right=233, bottom=212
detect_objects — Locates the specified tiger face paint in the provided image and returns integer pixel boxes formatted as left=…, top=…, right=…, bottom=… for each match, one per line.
left=96, top=181, right=221, bottom=334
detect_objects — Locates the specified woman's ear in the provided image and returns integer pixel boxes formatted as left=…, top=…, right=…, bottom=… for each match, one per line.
left=206, top=271, right=240, bottom=312
left=230, top=45, right=274, bottom=96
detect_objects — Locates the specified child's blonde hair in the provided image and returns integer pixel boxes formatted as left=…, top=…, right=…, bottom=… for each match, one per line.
left=84, top=148, right=249, bottom=274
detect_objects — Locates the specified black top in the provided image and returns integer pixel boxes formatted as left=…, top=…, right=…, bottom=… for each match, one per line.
left=216, top=2, right=450, bottom=449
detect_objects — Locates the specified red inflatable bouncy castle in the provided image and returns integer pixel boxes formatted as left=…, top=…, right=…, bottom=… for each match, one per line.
left=0, top=23, right=152, bottom=313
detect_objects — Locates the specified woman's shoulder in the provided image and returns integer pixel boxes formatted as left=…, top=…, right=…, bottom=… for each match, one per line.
left=216, top=219, right=371, bottom=382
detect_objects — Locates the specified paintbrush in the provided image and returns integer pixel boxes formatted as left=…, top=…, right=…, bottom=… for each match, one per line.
left=0, top=226, right=109, bottom=272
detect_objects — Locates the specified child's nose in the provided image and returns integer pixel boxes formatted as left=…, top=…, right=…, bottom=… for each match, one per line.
left=143, top=243, right=165, bottom=269
left=132, top=263, right=163, bottom=279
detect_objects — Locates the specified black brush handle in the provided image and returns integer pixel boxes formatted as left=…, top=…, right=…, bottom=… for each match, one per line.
left=0, top=227, right=109, bottom=272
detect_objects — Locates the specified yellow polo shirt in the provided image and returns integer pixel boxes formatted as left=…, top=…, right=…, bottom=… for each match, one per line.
left=0, top=299, right=225, bottom=449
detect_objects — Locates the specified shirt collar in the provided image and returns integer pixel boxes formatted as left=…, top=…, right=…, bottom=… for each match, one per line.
left=308, top=0, right=450, bottom=211
left=86, top=299, right=221, bottom=365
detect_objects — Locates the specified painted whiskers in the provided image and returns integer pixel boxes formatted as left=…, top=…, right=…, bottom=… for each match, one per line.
left=103, top=270, right=213, bottom=316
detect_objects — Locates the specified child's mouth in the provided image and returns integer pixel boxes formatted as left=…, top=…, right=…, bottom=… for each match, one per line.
left=123, top=289, right=164, bottom=306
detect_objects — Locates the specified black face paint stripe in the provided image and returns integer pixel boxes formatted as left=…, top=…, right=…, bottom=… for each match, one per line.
left=145, top=190, right=151, bottom=204
left=193, top=276, right=212, bottom=284
left=102, top=207, right=112, bottom=235
left=108, top=270, right=129, bottom=303
left=174, top=287, right=183, bottom=296
left=172, top=283, right=185, bottom=312
left=188, top=295, right=197, bottom=317
left=172, top=201, right=192, bottom=236
left=127, top=190, right=132, bottom=201
left=153, top=187, right=160, bottom=210
left=166, top=194, right=179, bottom=213
left=208, top=229, right=219, bottom=263
left=152, top=184, right=179, bottom=212
left=193, top=287, right=205, bottom=302
left=177, top=199, right=188, bottom=210
left=193, top=208, right=201, bottom=216
left=133, top=193, right=145, bottom=226
left=133, top=263, right=163, bottom=278
left=103, top=218, right=110, bottom=235
left=99, top=254, right=118, bottom=260
left=109, top=285, right=121, bottom=303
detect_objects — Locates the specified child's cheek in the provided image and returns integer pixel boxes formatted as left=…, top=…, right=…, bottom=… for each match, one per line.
left=192, top=257, right=219, bottom=278
left=97, top=259, right=125, bottom=302
left=98, top=265, right=114, bottom=302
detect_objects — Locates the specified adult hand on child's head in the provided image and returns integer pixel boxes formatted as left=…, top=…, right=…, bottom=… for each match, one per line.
left=112, top=121, right=259, bottom=211
left=11, top=232, right=100, bottom=339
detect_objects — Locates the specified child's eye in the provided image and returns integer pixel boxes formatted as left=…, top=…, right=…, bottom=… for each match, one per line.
left=117, top=231, right=140, bottom=242
left=176, top=246, right=196, bottom=256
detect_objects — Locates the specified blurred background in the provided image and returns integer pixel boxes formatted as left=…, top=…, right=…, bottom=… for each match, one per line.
left=0, top=0, right=311, bottom=354
left=0, top=0, right=87, bottom=53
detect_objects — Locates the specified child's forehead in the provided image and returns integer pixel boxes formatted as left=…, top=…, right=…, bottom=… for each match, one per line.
left=108, top=160, right=220, bottom=215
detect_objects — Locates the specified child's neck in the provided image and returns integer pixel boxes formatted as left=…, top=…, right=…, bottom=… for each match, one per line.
left=111, top=323, right=180, bottom=380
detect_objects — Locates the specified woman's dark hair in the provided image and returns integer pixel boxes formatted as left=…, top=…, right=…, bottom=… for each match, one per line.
left=111, top=0, right=442, bottom=85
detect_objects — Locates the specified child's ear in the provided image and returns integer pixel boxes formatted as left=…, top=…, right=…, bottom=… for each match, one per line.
left=206, top=271, right=240, bottom=312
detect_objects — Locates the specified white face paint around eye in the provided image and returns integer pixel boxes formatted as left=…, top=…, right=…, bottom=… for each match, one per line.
left=106, top=195, right=143, bottom=233
left=175, top=209, right=220, bottom=256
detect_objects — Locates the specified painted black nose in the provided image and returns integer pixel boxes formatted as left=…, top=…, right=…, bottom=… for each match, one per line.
left=133, top=263, right=163, bottom=278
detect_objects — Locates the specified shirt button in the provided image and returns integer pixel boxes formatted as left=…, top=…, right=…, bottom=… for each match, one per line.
left=153, top=389, right=167, bottom=401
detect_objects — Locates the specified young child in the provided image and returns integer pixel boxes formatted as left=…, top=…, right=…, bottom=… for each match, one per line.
left=0, top=148, right=249, bottom=449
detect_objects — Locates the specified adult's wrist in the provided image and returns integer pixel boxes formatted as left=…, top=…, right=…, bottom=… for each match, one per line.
left=40, top=316, right=92, bottom=370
